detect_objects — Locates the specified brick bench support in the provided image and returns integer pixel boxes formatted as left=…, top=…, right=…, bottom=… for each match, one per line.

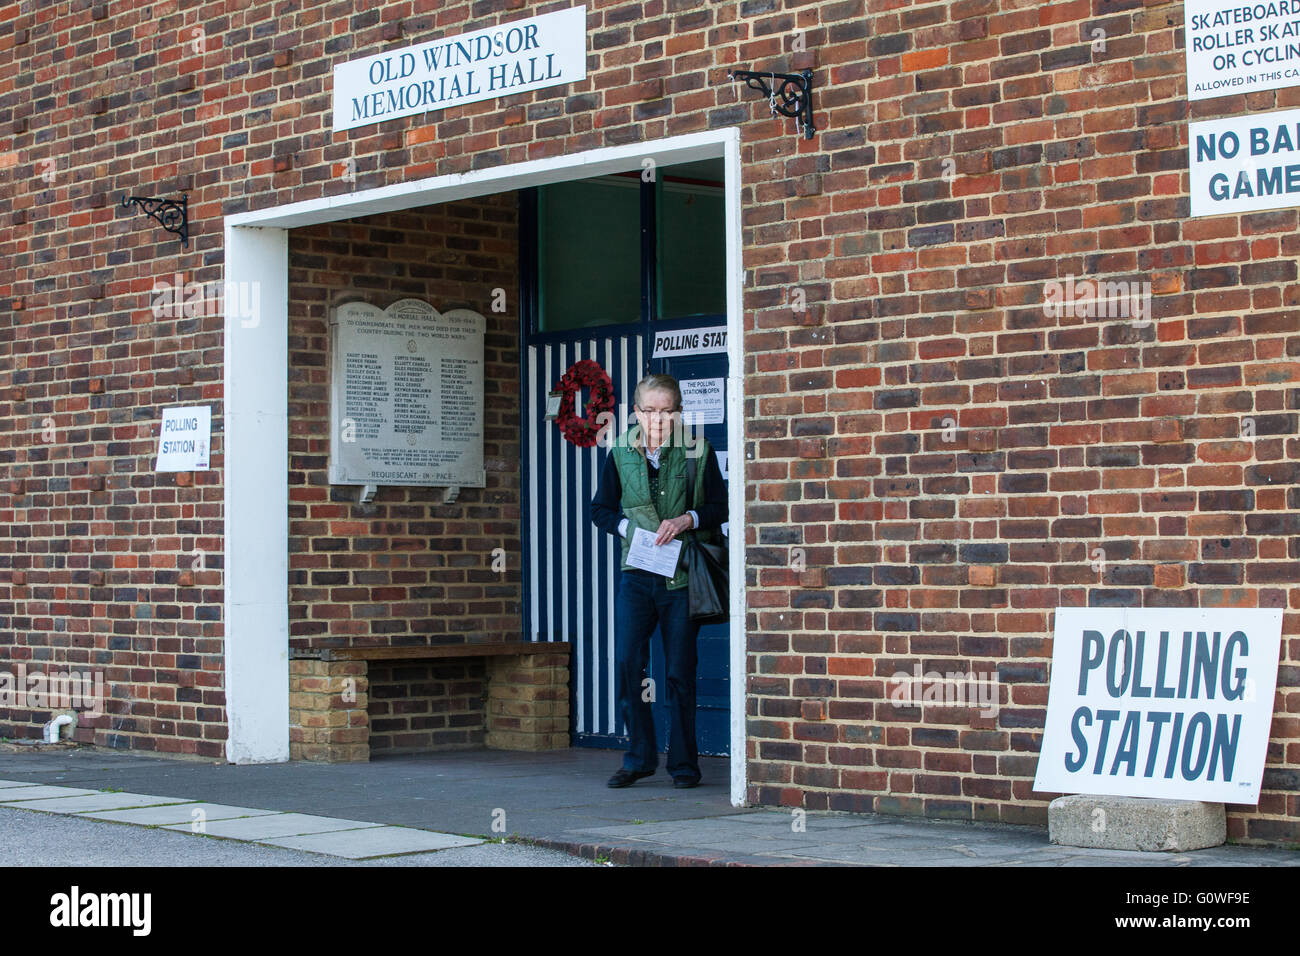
left=289, top=643, right=571, bottom=762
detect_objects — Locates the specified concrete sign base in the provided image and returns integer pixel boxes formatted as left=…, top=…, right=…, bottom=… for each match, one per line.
left=1048, top=795, right=1227, bottom=852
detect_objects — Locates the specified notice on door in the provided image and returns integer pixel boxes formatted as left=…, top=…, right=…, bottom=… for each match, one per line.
left=680, top=377, right=724, bottom=425
left=1033, top=607, right=1283, bottom=804
left=651, top=326, right=726, bottom=358
left=328, top=298, right=486, bottom=488
left=1186, top=0, right=1300, bottom=101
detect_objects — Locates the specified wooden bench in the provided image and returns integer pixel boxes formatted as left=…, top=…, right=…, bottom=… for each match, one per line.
left=289, top=642, right=572, bottom=762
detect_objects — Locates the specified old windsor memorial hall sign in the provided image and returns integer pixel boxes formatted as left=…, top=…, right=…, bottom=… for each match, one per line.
left=332, top=6, right=588, bottom=131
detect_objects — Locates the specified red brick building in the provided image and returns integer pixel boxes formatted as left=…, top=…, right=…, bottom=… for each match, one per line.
left=2, top=0, right=1298, bottom=846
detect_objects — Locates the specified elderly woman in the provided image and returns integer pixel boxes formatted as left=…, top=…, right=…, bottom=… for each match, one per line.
left=589, top=373, right=728, bottom=789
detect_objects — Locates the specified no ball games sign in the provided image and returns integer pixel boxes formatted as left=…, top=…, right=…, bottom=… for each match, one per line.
left=332, top=6, right=587, bottom=132
left=1189, top=106, right=1300, bottom=216
left=1034, top=608, right=1283, bottom=804
left=1187, top=0, right=1300, bottom=100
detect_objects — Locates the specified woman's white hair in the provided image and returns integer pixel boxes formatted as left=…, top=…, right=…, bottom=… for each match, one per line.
left=634, top=373, right=681, bottom=410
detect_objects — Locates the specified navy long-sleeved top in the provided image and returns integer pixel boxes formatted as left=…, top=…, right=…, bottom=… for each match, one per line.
left=590, top=444, right=728, bottom=537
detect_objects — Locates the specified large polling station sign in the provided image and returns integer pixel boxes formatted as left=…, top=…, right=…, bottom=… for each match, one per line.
left=1034, top=608, right=1283, bottom=803
left=332, top=6, right=586, bottom=132
left=1189, top=107, right=1300, bottom=216
left=1187, top=1, right=1300, bottom=100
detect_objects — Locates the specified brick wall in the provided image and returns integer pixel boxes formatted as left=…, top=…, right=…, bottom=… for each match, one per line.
left=287, top=194, right=522, bottom=653
left=367, top=658, right=488, bottom=754
left=0, top=0, right=1297, bottom=842
left=736, top=0, right=1300, bottom=846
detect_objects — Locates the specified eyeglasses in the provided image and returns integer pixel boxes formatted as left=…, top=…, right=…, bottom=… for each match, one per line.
left=635, top=406, right=678, bottom=417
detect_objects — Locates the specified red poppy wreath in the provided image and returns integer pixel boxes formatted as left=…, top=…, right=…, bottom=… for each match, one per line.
left=553, top=359, right=616, bottom=447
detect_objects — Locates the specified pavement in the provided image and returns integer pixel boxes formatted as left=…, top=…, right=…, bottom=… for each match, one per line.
left=0, top=803, right=595, bottom=867
left=2, top=742, right=1298, bottom=867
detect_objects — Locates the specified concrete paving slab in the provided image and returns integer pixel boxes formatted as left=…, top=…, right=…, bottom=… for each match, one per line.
left=161, top=812, right=384, bottom=840
left=0, top=785, right=99, bottom=802
left=2, top=792, right=190, bottom=813
left=0, top=779, right=37, bottom=788
left=257, top=826, right=483, bottom=858
left=659, top=838, right=829, bottom=853
left=777, top=846, right=986, bottom=865
left=710, top=811, right=875, bottom=829
left=937, top=841, right=1057, bottom=858
left=79, top=803, right=282, bottom=826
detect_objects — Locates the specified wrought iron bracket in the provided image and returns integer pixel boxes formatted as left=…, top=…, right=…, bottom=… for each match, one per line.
left=727, top=68, right=815, bottom=139
left=120, top=193, right=189, bottom=247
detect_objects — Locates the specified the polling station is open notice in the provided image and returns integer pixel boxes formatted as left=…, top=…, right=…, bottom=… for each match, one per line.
left=1034, top=608, right=1283, bottom=803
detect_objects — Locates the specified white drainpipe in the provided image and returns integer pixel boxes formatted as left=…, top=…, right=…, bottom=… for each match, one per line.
left=43, top=713, right=75, bottom=743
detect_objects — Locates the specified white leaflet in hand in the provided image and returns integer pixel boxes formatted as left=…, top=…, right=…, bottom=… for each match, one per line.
left=626, top=527, right=682, bottom=576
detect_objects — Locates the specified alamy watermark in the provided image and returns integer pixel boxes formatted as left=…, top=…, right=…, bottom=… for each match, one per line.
left=151, top=273, right=261, bottom=327
left=597, top=402, right=710, bottom=456
left=1043, top=275, right=1152, bottom=326
left=887, top=663, right=999, bottom=717
left=0, top=665, right=105, bottom=718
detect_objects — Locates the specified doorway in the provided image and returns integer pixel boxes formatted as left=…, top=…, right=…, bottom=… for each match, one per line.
left=520, top=159, right=731, bottom=755
left=222, top=129, right=746, bottom=802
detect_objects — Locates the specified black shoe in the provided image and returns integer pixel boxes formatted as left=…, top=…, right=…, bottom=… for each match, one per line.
left=607, top=768, right=654, bottom=788
left=673, top=777, right=700, bottom=789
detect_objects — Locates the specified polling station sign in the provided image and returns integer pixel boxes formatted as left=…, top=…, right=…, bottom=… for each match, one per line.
left=650, top=326, right=726, bottom=358
left=1187, top=1, right=1300, bottom=100
left=155, top=405, right=211, bottom=472
left=1189, top=107, right=1300, bottom=216
left=1034, top=607, right=1283, bottom=804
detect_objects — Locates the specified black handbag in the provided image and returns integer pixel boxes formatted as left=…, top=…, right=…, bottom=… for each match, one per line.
left=683, top=453, right=729, bottom=624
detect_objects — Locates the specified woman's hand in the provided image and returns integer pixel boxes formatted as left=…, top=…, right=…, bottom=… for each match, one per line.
left=654, top=514, right=694, bottom=546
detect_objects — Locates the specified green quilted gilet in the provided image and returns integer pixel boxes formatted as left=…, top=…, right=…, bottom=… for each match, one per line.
left=610, top=425, right=713, bottom=591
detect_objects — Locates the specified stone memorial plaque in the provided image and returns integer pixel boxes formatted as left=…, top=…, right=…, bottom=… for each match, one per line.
left=328, top=298, right=486, bottom=488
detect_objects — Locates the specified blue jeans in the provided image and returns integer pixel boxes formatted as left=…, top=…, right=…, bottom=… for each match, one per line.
left=614, top=569, right=702, bottom=782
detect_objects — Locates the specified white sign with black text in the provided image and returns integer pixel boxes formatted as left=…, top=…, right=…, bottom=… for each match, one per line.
left=1189, top=107, right=1300, bottom=216
left=651, top=326, right=726, bottom=358
left=156, top=406, right=211, bottom=471
left=1186, top=0, right=1300, bottom=101
left=328, top=299, right=486, bottom=488
left=332, top=6, right=587, bottom=131
left=1033, top=607, right=1283, bottom=804
left=680, top=377, right=725, bottom=425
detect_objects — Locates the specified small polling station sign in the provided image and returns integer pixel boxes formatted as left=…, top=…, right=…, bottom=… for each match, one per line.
left=1034, top=607, right=1283, bottom=804
left=155, top=405, right=212, bottom=471
left=1189, top=106, right=1300, bottom=216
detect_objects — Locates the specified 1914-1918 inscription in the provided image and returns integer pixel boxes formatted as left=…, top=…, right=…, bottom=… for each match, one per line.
left=328, top=298, right=486, bottom=487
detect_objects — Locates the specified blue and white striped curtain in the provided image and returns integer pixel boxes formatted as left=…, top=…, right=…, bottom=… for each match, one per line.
left=526, top=335, right=645, bottom=738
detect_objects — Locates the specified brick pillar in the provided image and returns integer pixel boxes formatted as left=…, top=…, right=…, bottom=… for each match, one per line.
left=485, top=650, right=570, bottom=751
left=289, top=658, right=369, bottom=762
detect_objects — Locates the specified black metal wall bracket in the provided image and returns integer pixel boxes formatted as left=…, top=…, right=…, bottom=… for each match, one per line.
left=727, top=68, right=815, bottom=139
left=120, top=193, right=189, bottom=247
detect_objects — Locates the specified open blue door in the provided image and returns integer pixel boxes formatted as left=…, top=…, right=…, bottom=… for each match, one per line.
left=651, top=346, right=730, bottom=755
